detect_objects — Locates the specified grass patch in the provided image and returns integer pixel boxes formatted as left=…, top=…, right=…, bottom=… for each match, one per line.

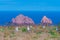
left=10, top=31, right=16, bottom=38
left=36, top=31, right=42, bottom=35
left=8, top=27, right=14, bottom=30
left=0, top=28, right=4, bottom=32
left=21, top=27, right=27, bottom=32
left=49, top=30, right=58, bottom=38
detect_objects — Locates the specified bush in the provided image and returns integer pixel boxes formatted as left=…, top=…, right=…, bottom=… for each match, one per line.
left=36, top=31, right=42, bottom=34
left=49, top=30, right=55, bottom=35
left=49, top=30, right=58, bottom=38
left=52, top=27, right=56, bottom=30
left=57, top=24, right=60, bottom=33
left=10, top=31, right=15, bottom=37
left=21, top=27, right=27, bottom=32
left=8, top=26, right=14, bottom=30
left=0, top=28, right=4, bottom=32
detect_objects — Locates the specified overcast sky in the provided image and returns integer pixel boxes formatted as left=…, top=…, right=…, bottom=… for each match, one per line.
left=0, top=0, right=60, bottom=11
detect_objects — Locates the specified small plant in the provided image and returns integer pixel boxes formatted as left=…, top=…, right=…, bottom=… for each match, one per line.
left=21, top=27, right=27, bottom=32
left=18, top=27, right=21, bottom=30
left=33, top=36, right=38, bottom=40
left=49, top=30, right=58, bottom=38
left=10, top=31, right=15, bottom=38
left=0, top=28, right=4, bottom=32
left=36, top=31, right=42, bottom=34
left=53, top=27, right=56, bottom=30
left=8, top=26, right=14, bottom=30
left=4, top=31, right=10, bottom=38
left=49, top=31, right=55, bottom=35
left=57, top=23, right=60, bottom=33
left=36, top=29, right=42, bottom=35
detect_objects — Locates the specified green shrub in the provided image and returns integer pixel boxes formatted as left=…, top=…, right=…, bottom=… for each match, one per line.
left=36, top=31, right=42, bottom=34
left=0, top=28, right=4, bottom=32
left=8, top=27, right=14, bottom=30
left=49, top=30, right=58, bottom=38
left=21, top=27, right=27, bottom=32
left=52, top=27, right=56, bottom=30
left=49, top=31, right=55, bottom=35
left=10, top=32, right=15, bottom=37
left=58, top=24, right=60, bottom=30
left=18, top=27, right=21, bottom=30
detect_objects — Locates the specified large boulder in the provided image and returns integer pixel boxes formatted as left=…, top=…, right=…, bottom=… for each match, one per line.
left=12, top=14, right=34, bottom=25
left=41, top=16, right=52, bottom=26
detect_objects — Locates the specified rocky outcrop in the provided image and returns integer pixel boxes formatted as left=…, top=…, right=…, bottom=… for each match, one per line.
left=41, top=16, right=52, bottom=26
left=12, top=14, right=34, bottom=25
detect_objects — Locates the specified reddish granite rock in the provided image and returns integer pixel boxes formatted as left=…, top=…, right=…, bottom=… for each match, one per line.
left=41, top=16, right=52, bottom=26
left=12, top=14, right=34, bottom=25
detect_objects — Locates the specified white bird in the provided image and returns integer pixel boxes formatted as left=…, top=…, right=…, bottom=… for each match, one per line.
left=15, top=27, right=19, bottom=32
left=43, top=26, right=45, bottom=28
left=27, top=26, right=30, bottom=31
left=56, top=27, right=58, bottom=31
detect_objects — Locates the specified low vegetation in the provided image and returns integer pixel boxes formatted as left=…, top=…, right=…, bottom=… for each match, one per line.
left=0, top=26, right=60, bottom=40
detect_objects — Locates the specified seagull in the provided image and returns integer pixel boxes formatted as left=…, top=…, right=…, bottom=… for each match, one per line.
left=15, top=27, right=19, bottom=32
left=27, top=26, right=30, bottom=31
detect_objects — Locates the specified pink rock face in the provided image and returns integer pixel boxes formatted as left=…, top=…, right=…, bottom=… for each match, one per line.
left=12, top=14, right=34, bottom=25
left=41, top=16, right=52, bottom=25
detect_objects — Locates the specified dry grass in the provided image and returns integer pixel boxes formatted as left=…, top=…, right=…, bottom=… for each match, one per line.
left=0, top=26, right=60, bottom=40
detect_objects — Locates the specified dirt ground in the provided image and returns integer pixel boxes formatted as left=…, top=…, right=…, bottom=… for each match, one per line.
left=0, top=26, right=60, bottom=40
left=0, top=31, right=59, bottom=40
